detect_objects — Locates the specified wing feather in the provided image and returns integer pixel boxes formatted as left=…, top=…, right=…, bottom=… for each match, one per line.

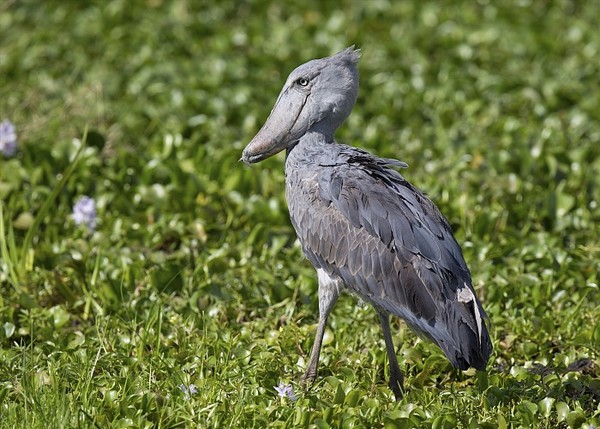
left=286, top=145, right=492, bottom=369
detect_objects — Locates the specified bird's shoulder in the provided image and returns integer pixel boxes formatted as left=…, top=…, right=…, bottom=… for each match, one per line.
left=314, top=146, right=467, bottom=273
left=286, top=145, right=489, bottom=354
left=286, top=142, right=468, bottom=270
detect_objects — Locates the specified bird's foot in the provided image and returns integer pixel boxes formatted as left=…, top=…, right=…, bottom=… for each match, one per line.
left=390, top=383, right=403, bottom=401
left=301, top=370, right=317, bottom=388
left=389, top=376, right=404, bottom=401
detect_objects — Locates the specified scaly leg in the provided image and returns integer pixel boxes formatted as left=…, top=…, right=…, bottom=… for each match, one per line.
left=377, top=309, right=404, bottom=400
left=302, top=269, right=342, bottom=384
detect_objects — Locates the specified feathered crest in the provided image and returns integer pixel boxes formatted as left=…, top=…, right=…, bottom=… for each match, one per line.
left=331, top=46, right=361, bottom=65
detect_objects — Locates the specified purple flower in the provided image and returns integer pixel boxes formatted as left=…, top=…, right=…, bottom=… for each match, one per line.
left=72, top=196, right=97, bottom=230
left=274, top=382, right=298, bottom=401
left=178, top=383, right=197, bottom=400
left=0, top=119, right=17, bottom=158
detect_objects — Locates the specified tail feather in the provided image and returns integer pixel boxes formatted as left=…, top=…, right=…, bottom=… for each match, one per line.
left=394, top=285, right=493, bottom=371
left=435, top=299, right=493, bottom=370
left=449, top=320, right=492, bottom=370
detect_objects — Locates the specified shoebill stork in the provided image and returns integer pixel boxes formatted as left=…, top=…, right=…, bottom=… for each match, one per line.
left=241, top=47, right=492, bottom=400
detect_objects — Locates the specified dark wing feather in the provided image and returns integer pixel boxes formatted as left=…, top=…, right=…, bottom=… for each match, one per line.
left=287, top=147, right=492, bottom=370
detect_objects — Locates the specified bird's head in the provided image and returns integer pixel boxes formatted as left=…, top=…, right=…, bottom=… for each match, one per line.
left=241, top=47, right=360, bottom=164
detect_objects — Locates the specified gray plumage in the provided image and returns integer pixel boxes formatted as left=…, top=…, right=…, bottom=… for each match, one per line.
left=242, top=47, right=492, bottom=399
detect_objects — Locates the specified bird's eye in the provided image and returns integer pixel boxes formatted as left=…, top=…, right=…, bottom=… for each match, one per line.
left=296, top=77, right=309, bottom=86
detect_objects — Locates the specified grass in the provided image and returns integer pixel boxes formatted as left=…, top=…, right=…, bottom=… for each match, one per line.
left=1, top=0, right=599, bottom=427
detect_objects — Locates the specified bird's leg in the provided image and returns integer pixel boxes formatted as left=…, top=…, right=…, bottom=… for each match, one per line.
left=377, top=310, right=404, bottom=400
left=302, top=312, right=329, bottom=384
left=302, top=269, right=341, bottom=385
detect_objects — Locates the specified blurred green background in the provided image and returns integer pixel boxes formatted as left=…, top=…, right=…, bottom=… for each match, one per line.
left=0, top=0, right=599, bottom=427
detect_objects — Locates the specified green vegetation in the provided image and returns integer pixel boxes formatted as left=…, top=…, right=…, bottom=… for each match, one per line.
left=1, top=0, right=598, bottom=427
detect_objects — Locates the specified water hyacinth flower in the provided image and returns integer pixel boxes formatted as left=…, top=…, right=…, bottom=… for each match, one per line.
left=274, top=382, right=298, bottom=401
left=0, top=119, right=17, bottom=158
left=178, top=383, right=197, bottom=400
left=72, top=196, right=97, bottom=230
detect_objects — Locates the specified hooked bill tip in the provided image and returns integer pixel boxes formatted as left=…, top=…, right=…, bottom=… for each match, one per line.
left=240, top=146, right=266, bottom=165
left=241, top=152, right=268, bottom=165
left=242, top=134, right=282, bottom=164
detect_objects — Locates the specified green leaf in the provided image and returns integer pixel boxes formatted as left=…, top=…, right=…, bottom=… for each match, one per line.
left=521, top=400, right=538, bottom=416
left=556, top=402, right=570, bottom=423
left=50, top=306, right=70, bottom=328
left=150, top=263, right=184, bottom=293
left=2, top=322, right=15, bottom=338
left=538, top=397, right=555, bottom=418
left=66, top=332, right=85, bottom=350
left=344, top=389, right=360, bottom=407
left=12, top=212, right=33, bottom=230
left=566, top=411, right=586, bottom=428
left=497, top=414, right=507, bottom=429
left=333, top=383, right=345, bottom=405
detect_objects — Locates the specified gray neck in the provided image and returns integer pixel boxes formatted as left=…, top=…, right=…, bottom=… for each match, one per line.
left=285, top=130, right=333, bottom=173
left=301, top=128, right=334, bottom=145
left=306, top=119, right=339, bottom=142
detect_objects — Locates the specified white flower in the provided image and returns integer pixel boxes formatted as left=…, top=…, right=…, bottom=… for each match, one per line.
left=274, top=382, right=298, bottom=401
left=0, top=119, right=17, bottom=158
left=178, top=383, right=197, bottom=400
left=72, top=196, right=97, bottom=230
